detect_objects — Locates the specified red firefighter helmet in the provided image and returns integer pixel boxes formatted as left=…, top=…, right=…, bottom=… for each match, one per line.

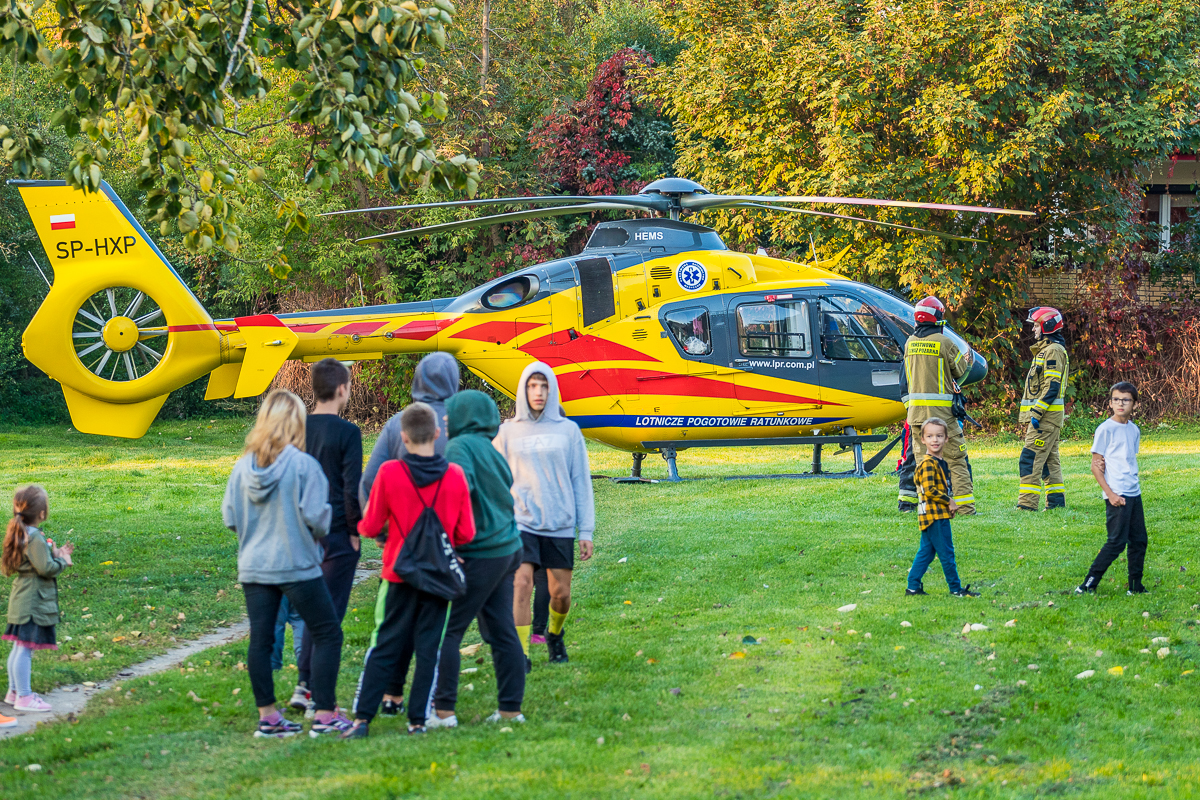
left=1027, top=306, right=1064, bottom=335
left=913, top=296, right=945, bottom=324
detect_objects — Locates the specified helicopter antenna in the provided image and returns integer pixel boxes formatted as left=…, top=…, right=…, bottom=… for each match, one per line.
left=28, top=252, right=51, bottom=290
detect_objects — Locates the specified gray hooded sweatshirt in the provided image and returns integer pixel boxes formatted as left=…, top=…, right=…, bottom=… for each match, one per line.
left=359, top=352, right=461, bottom=508
left=493, top=361, right=595, bottom=541
left=222, top=444, right=332, bottom=585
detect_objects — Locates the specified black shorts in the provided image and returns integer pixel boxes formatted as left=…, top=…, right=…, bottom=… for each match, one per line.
left=520, top=532, right=575, bottom=570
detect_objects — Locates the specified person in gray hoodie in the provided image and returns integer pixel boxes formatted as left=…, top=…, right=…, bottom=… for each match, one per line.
left=359, top=352, right=461, bottom=508
left=221, top=390, right=350, bottom=739
left=495, top=361, right=595, bottom=667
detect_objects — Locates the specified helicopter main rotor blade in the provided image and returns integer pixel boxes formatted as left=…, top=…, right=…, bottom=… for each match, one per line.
left=355, top=202, right=638, bottom=243
left=727, top=203, right=987, bottom=243
left=325, top=194, right=669, bottom=218
left=685, top=194, right=1035, bottom=217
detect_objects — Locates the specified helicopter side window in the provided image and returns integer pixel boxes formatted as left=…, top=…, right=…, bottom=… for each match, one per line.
left=664, top=307, right=712, bottom=356
left=819, top=295, right=903, bottom=361
left=482, top=275, right=540, bottom=310
left=736, top=301, right=811, bottom=357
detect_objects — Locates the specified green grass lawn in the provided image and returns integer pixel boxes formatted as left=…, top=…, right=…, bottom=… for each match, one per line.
left=2, top=419, right=1200, bottom=798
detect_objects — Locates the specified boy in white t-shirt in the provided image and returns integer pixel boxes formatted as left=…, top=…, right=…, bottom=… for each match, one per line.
left=1076, top=382, right=1146, bottom=595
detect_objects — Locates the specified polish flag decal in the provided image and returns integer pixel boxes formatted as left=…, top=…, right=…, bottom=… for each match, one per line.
left=50, top=214, right=76, bottom=231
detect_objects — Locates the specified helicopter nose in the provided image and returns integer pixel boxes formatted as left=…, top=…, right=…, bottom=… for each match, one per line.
left=963, top=351, right=989, bottom=386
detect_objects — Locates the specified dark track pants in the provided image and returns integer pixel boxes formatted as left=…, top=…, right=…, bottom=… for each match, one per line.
left=244, top=578, right=343, bottom=711
left=1084, top=495, right=1148, bottom=585
left=298, top=553, right=360, bottom=686
left=434, top=552, right=526, bottom=713
left=353, top=580, right=448, bottom=724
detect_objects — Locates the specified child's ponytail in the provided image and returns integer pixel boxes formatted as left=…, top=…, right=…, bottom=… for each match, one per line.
left=3, top=485, right=48, bottom=577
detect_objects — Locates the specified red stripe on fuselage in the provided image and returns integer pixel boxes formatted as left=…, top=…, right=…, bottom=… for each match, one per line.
left=167, top=323, right=218, bottom=332
left=334, top=321, right=387, bottom=336
left=393, top=317, right=460, bottom=340
left=451, top=320, right=544, bottom=344
left=287, top=323, right=328, bottom=333
left=520, top=330, right=658, bottom=366
left=554, top=367, right=831, bottom=406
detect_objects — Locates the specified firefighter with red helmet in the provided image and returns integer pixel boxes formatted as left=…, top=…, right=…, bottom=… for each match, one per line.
left=897, top=296, right=977, bottom=514
left=1018, top=307, right=1070, bottom=510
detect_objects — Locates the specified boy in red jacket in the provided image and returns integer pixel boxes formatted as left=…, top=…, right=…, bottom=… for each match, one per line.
left=343, top=403, right=475, bottom=738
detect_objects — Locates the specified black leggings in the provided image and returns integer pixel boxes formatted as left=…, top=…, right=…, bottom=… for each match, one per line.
left=435, top=551, right=526, bottom=713
left=298, top=553, right=360, bottom=686
left=244, top=578, right=343, bottom=711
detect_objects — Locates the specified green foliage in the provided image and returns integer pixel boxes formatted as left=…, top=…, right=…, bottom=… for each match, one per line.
left=578, top=0, right=685, bottom=76
left=649, top=0, right=1200, bottom=408
left=0, top=0, right=480, bottom=266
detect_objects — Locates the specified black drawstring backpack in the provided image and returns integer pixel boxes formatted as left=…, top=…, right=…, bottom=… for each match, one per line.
left=391, top=464, right=467, bottom=601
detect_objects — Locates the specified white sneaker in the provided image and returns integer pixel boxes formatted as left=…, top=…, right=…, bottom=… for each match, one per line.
left=287, top=685, right=310, bottom=712
left=425, top=712, right=458, bottom=729
left=486, top=710, right=525, bottom=724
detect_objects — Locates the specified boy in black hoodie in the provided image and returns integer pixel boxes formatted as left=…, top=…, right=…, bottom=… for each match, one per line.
left=426, top=390, right=526, bottom=728
left=288, top=358, right=363, bottom=715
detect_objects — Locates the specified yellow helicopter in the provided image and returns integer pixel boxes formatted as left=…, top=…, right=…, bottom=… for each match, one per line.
left=10, top=178, right=1031, bottom=479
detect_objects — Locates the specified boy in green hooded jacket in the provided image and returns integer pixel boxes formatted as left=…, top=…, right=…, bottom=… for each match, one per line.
left=426, top=390, right=527, bottom=727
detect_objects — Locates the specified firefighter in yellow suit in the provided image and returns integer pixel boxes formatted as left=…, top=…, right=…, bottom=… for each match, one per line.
left=903, top=297, right=976, bottom=515
left=1018, top=307, right=1070, bottom=510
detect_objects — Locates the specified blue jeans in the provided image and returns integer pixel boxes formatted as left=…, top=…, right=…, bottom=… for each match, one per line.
left=271, top=597, right=306, bottom=672
left=908, top=518, right=962, bottom=593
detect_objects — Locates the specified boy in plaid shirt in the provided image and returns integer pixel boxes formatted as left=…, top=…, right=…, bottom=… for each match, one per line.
left=906, top=417, right=980, bottom=597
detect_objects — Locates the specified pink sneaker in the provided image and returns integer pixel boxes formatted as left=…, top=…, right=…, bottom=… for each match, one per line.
left=13, top=693, right=52, bottom=712
left=530, top=634, right=547, bottom=645
left=4, top=690, right=15, bottom=705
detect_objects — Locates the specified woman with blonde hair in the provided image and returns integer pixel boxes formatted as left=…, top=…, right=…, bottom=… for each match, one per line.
left=222, top=390, right=350, bottom=737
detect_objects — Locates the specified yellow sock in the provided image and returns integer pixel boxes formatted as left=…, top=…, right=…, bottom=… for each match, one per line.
left=516, top=625, right=531, bottom=656
left=548, top=608, right=569, bottom=636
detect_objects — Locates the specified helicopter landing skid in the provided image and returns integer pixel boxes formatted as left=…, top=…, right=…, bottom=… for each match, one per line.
left=632, top=434, right=900, bottom=483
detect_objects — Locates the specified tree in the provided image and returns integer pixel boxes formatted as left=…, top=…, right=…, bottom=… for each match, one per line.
left=649, top=0, right=1200, bottom=400
left=0, top=0, right=480, bottom=268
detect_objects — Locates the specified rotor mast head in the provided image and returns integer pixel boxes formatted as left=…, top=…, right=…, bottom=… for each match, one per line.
left=640, top=177, right=710, bottom=221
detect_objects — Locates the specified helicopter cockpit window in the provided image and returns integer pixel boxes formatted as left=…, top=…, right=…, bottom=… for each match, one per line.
left=820, top=295, right=903, bottom=361
left=664, top=308, right=712, bottom=356
left=482, top=275, right=539, bottom=310
left=737, top=301, right=812, bottom=357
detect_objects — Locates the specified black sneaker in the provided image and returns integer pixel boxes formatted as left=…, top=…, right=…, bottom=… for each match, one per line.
left=546, top=631, right=569, bottom=663
left=254, top=717, right=303, bottom=738
left=951, top=585, right=980, bottom=597
left=1127, top=581, right=1148, bottom=595
left=380, top=698, right=405, bottom=717
left=1017, top=505, right=1037, bottom=512
left=1076, top=576, right=1099, bottom=594
left=339, top=720, right=369, bottom=740
left=905, top=588, right=928, bottom=596
left=407, top=723, right=427, bottom=735
left=898, top=502, right=917, bottom=513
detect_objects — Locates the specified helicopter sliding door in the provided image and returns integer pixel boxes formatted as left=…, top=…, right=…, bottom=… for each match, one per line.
left=727, top=292, right=823, bottom=413
left=815, top=292, right=905, bottom=429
